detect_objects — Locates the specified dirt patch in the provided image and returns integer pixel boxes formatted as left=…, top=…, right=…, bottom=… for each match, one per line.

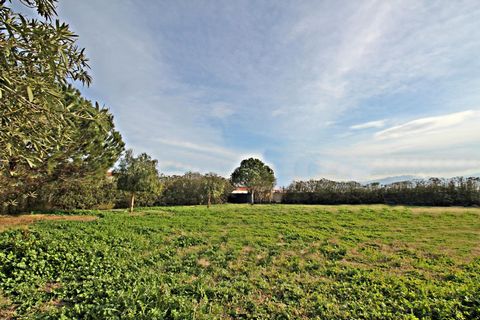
left=197, top=258, right=211, bottom=268
left=37, top=299, right=68, bottom=313
left=0, top=214, right=97, bottom=232
left=42, top=282, right=62, bottom=294
left=241, top=245, right=255, bottom=254
left=0, top=293, right=15, bottom=320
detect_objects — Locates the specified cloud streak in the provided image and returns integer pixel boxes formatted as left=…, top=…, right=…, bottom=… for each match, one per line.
left=375, top=110, right=476, bottom=140
left=350, top=120, right=386, bottom=130
left=317, top=110, right=480, bottom=181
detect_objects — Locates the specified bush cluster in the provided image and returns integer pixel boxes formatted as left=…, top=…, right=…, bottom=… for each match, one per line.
left=283, top=177, right=480, bottom=206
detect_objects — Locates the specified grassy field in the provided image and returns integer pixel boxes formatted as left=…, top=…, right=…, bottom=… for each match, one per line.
left=1, top=204, right=479, bottom=319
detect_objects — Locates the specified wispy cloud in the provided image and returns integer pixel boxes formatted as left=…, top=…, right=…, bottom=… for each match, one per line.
left=350, top=120, right=386, bottom=130
left=375, top=110, right=476, bottom=140
left=154, top=138, right=237, bottom=161
left=317, top=110, right=480, bottom=180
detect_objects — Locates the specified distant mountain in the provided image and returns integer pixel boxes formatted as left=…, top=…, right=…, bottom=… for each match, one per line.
left=364, top=175, right=423, bottom=185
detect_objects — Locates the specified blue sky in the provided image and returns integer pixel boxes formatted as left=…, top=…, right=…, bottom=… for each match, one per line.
left=47, top=1, right=480, bottom=185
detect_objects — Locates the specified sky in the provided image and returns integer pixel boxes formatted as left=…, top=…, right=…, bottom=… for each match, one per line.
left=33, top=1, right=480, bottom=185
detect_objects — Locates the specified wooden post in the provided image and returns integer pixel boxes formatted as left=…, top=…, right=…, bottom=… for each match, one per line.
left=129, top=192, right=135, bottom=213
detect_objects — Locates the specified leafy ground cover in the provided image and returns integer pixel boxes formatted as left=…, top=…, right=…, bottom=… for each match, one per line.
left=1, top=204, right=479, bottom=319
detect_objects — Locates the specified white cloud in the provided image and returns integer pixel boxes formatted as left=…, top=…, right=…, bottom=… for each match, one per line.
left=154, top=138, right=237, bottom=160
left=160, top=160, right=196, bottom=174
left=375, top=110, right=476, bottom=140
left=316, top=110, right=480, bottom=181
left=350, top=120, right=386, bottom=130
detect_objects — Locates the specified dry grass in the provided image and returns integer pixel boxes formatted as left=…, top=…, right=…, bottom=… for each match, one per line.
left=128, top=211, right=146, bottom=217
left=35, top=299, right=68, bottom=314
left=42, top=282, right=62, bottom=294
left=197, top=258, right=211, bottom=268
left=305, top=204, right=480, bottom=215
left=0, top=214, right=97, bottom=232
left=409, top=206, right=480, bottom=214
left=0, top=292, right=15, bottom=320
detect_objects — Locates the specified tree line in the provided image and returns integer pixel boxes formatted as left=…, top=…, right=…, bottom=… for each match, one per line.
left=283, top=177, right=480, bottom=206
left=0, top=149, right=276, bottom=213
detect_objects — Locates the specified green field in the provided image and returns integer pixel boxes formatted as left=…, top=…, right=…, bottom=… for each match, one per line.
left=1, top=205, right=479, bottom=319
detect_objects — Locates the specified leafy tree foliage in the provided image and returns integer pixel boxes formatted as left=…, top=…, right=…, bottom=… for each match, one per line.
left=1, top=0, right=93, bottom=172
left=231, top=158, right=276, bottom=204
left=0, top=1, right=124, bottom=213
left=114, top=188, right=160, bottom=209
left=37, top=178, right=118, bottom=210
left=284, top=177, right=480, bottom=206
left=0, top=86, right=124, bottom=212
left=116, top=150, right=161, bottom=212
left=204, top=173, right=230, bottom=207
left=160, top=172, right=232, bottom=206
left=42, top=86, right=124, bottom=177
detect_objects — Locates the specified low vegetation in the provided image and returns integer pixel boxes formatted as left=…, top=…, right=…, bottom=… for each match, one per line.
left=284, top=177, right=480, bottom=206
left=1, top=205, right=479, bottom=319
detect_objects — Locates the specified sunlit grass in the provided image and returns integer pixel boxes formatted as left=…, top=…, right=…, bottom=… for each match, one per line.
left=1, top=204, right=479, bottom=319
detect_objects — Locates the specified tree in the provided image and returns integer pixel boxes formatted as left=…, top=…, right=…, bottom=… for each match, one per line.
left=0, top=85, right=124, bottom=212
left=0, top=0, right=125, bottom=212
left=160, top=172, right=232, bottom=206
left=116, top=150, right=161, bottom=212
left=204, top=173, right=232, bottom=208
left=231, top=158, right=276, bottom=204
left=1, top=0, right=93, bottom=174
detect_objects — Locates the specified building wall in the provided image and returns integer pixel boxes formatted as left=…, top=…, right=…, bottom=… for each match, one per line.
left=228, top=193, right=252, bottom=203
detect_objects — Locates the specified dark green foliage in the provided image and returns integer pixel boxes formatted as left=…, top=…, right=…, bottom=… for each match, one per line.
left=0, top=86, right=124, bottom=213
left=37, top=178, right=118, bottom=210
left=0, top=205, right=479, bottom=318
left=231, top=158, right=276, bottom=203
left=160, top=172, right=233, bottom=206
left=284, top=177, right=480, bottom=206
left=115, top=190, right=160, bottom=208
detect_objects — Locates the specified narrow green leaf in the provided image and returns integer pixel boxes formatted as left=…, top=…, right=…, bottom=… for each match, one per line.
left=25, top=157, right=36, bottom=168
left=27, top=86, right=34, bottom=102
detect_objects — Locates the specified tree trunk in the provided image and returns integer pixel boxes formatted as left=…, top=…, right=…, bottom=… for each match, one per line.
left=250, top=190, right=255, bottom=205
left=207, top=193, right=211, bottom=208
left=129, top=192, right=135, bottom=213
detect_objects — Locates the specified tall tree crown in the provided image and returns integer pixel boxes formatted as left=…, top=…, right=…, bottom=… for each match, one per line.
left=116, top=150, right=161, bottom=194
left=231, top=158, right=276, bottom=191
